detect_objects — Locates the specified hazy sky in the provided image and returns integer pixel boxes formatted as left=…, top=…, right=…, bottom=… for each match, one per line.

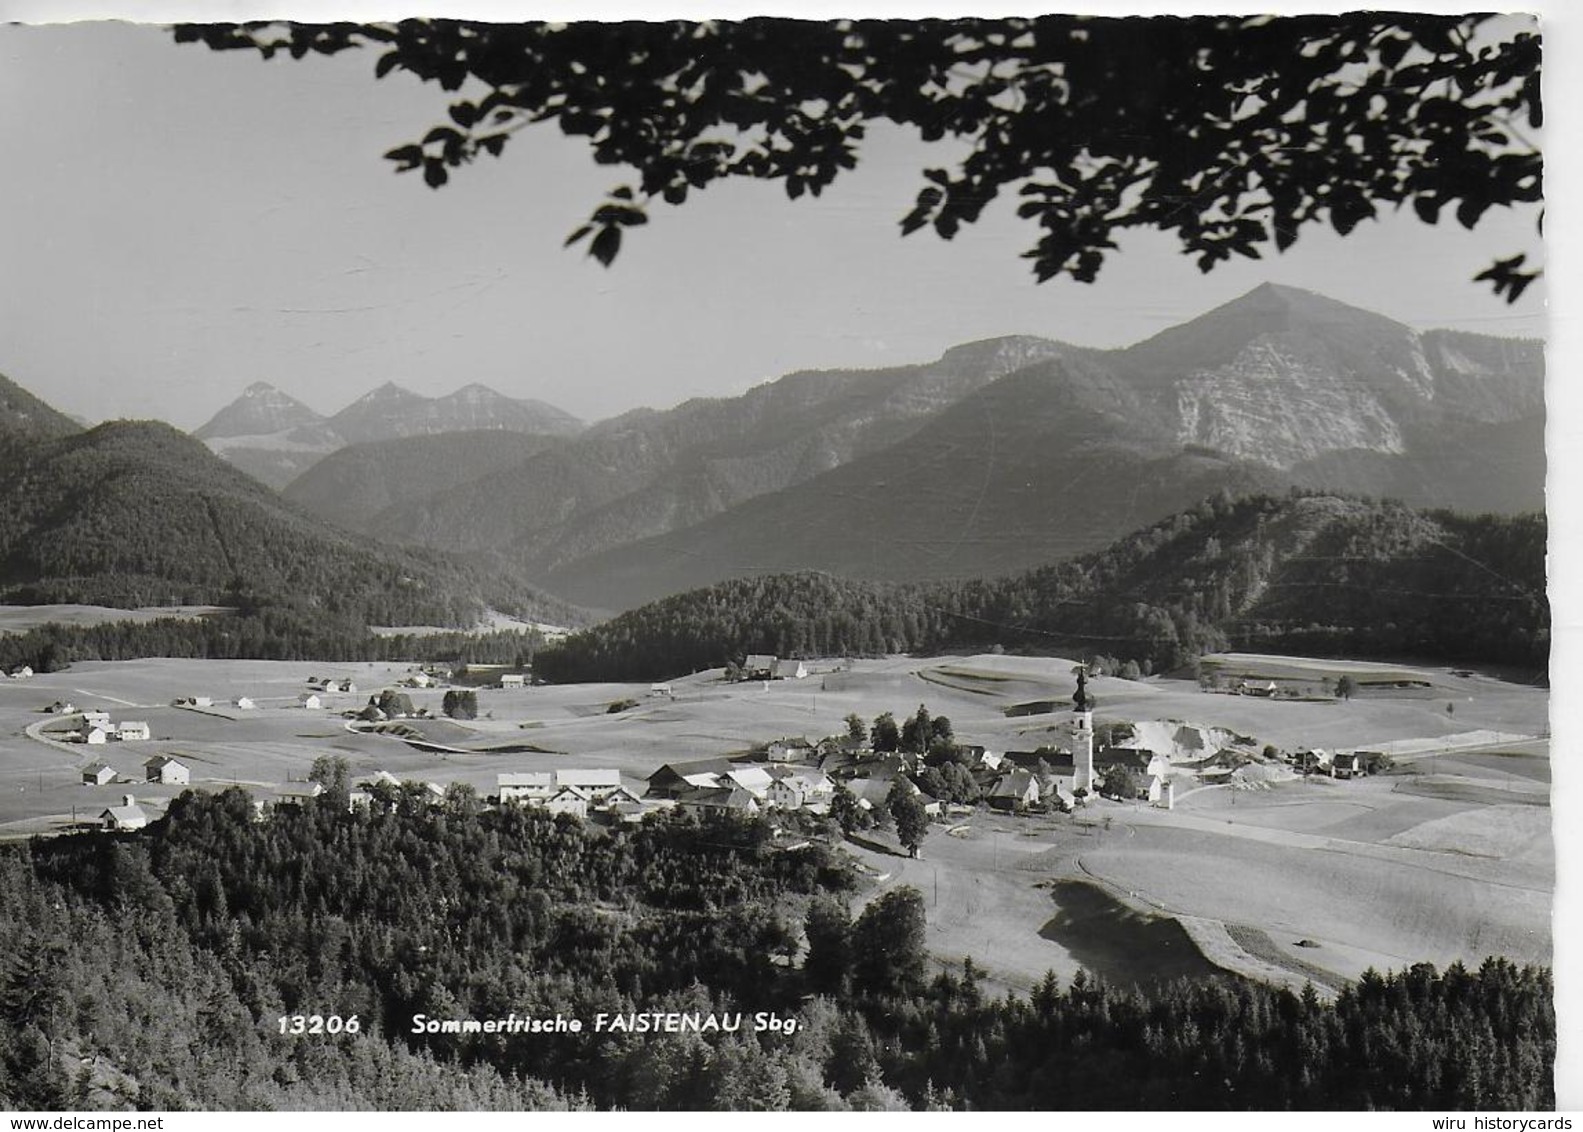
left=0, top=11, right=1548, bottom=429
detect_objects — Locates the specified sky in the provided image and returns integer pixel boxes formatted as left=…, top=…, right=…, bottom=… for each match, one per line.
left=0, top=10, right=1550, bottom=430
left=1, top=0, right=1580, bottom=1112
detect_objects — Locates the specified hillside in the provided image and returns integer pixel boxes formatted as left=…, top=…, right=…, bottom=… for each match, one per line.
left=280, top=429, right=562, bottom=534
left=350, top=335, right=1080, bottom=562
left=0, top=419, right=576, bottom=628
left=534, top=493, right=1548, bottom=682
left=535, top=357, right=1286, bottom=609
left=522, top=286, right=1542, bottom=609
left=0, top=370, right=81, bottom=446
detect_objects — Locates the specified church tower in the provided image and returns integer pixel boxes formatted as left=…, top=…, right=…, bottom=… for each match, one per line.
left=1072, top=665, right=1095, bottom=794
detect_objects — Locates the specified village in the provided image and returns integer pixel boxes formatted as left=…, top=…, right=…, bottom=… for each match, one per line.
left=0, top=648, right=1551, bottom=996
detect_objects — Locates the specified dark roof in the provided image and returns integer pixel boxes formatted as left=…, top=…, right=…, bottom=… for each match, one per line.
left=1004, top=749, right=1072, bottom=772
left=647, top=757, right=742, bottom=789
left=1096, top=747, right=1156, bottom=771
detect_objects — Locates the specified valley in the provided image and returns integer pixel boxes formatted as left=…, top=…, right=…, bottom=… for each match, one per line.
left=0, top=649, right=1549, bottom=1001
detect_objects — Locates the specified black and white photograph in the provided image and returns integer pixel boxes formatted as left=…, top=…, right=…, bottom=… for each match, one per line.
left=0, top=0, right=1567, bottom=1116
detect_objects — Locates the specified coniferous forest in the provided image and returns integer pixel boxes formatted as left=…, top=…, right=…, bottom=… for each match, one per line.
left=535, top=493, right=1548, bottom=683
left=0, top=794, right=1554, bottom=1111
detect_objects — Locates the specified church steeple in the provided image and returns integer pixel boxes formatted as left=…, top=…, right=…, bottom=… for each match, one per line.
left=1072, top=664, right=1095, bottom=795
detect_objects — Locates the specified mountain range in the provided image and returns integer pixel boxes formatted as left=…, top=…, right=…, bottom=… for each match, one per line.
left=0, top=283, right=1544, bottom=626
left=278, top=284, right=1542, bottom=610
left=193, top=380, right=584, bottom=488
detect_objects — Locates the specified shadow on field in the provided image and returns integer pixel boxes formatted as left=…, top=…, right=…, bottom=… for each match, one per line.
left=1039, top=881, right=1220, bottom=986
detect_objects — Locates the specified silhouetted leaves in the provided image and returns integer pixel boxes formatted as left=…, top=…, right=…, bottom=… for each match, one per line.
left=174, top=15, right=1541, bottom=298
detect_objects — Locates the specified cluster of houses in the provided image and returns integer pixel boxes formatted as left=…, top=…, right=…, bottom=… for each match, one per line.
left=74, top=711, right=150, bottom=745
left=1293, top=748, right=1386, bottom=779
left=83, top=752, right=191, bottom=788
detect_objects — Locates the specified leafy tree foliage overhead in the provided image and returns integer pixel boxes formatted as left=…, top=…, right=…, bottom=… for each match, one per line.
left=174, top=15, right=1541, bottom=299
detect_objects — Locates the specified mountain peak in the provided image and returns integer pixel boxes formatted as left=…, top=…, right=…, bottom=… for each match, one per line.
left=192, top=382, right=325, bottom=441
left=361, top=381, right=418, bottom=402
left=0, top=372, right=81, bottom=443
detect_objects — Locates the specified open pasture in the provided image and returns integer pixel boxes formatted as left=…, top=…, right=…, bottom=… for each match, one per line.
left=1077, top=822, right=1550, bottom=979
left=0, top=650, right=1552, bottom=999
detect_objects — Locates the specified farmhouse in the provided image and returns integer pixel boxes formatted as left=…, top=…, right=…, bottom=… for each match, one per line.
left=299, top=693, right=323, bottom=710
left=648, top=682, right=672, bottom=697
left=10, top=665, right=33, bottom=679
left=116, top=721, right=151, bottom=742
left=500, top=674, right=526, bottom=689
left=765, top=768, right=834, bottom=810
left=82, top=726, right=109, bottom=746
left=81, top=710, right=111, bottom=731
left=1237, top=680, right=1279, bottom=697
left=645, top=758, right=742, bottom=798
left=234, top=696, right=256, bottom=710
left=1332, top=752, right=1366, bottom=779
left=82, top=762, right=116, bottom=786
left=765, top=737, right=816, bottom=763
left=275, top=782, right=326, bottom=807
left=741, top=654, right=778, bottom=680
left=100, top=795, right=148, bottom=831
left=499, top=770, right=627, bottom=804
left=723, top=766, right=775, bottom=798
left=550, top=786, right=596, bottom=818
left=1097, top=747, right=1171, bottom=780
left=773, top=659, right=809, bottom=680
left=676, top=785, right=761, bottom=816
left=144, top=755, right=190, bottom=785
left=44, top=700, right=76, bottom=714
left=987, top=769, right=1041, bottom=811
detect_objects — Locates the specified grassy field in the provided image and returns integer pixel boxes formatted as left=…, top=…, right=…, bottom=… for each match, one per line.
left=0, top=651, right=1551, bottom=995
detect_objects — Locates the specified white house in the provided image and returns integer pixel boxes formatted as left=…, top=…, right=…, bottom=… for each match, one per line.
left=83, top=726, right=109, bottom=746
left=500, top=674, right=526, bottom=689
left=765, top=769, right=833, bottom=810
left=100, top=795, right=148, bottom=831
left=498, top=772, right=557, bottom=802
left=766, top=738, right=815, bottom=763
left=82, top=762, right=116, bottom=786
left=499, top=770, right=626, bottom=805
left=544, top=785, right=590, bottom=819
left=406, top=672, right=432, bottom=689
left=11, top=665, right=33, bottom=679
left=144, top=755, right=190, bottom=785
left=648, top=682, right=673, bottom=697
left=299, top=693, right=323, bottom=710
left=234, top=696, right=257, bottom=710
left=773, top=659, right=809, bottom=680
left=275, top=782, right=326, bottom=807
left=81, top=710, right=111, bottom=731
left=116, top=721, right=151, bottom=742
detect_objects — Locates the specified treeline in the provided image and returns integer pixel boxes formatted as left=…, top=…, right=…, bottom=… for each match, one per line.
left=0, top=614, right=547, bottom=674
left=536, top=492, right=1548, bottom=682
left=0, top=797, right=1553, bottom=1110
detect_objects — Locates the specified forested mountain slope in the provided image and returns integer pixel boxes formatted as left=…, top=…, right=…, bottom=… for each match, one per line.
left=536, top=493, right=1547, bottom=682
left=0, top=419, right=573, bottom=628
